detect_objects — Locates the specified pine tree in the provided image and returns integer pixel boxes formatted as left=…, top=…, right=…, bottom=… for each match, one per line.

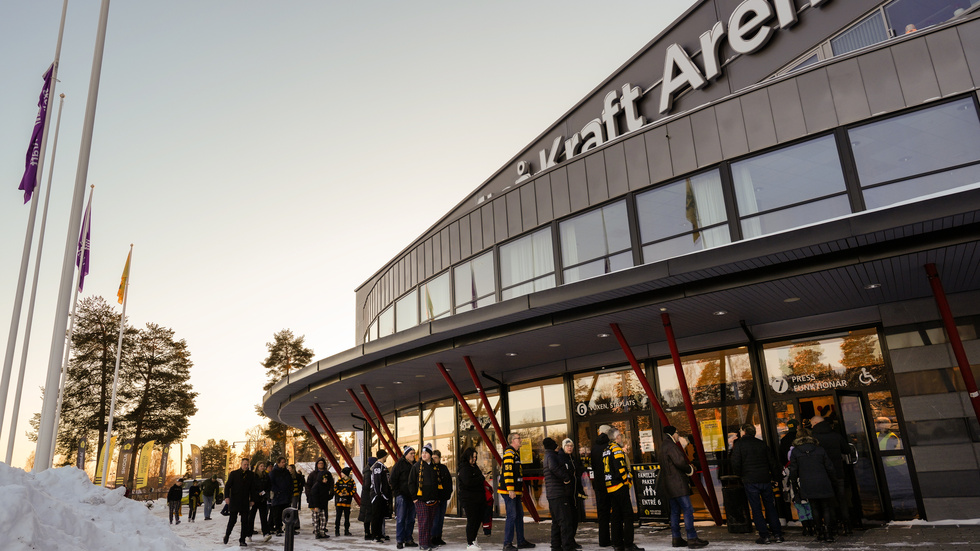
left=262, top=329, right=315, bottom=391
left=199, top=438, right=231, bottom=477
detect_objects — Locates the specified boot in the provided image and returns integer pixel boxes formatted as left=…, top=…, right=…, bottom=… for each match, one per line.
left=671, top=537, right=687, bottom=548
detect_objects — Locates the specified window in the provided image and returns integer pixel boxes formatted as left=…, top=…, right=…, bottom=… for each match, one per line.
left=454, top=252, right=496, bottom=313
left=559, top=201, right=632, bottom=284
left=732, top=135, right=850, bottom=238
left=761, top=328, right=888, bottom=395
left=884, top=0, right=973, bottom=35
left=378, top=306, right=394, bottom=338
left=507, top=378, right=568, bottom=516
left=636, top=170, right=730, bottom=262
left=831, top=11, right=888, bottom=56
left=499, top=228, right=556, bottom=300
left=366, top=320, right=378, bottom=343
left=849, top=98, right=980, bottom=209
left=395, top=289, right=418, bottom=332
left=421, top=271, right=451, bottom=322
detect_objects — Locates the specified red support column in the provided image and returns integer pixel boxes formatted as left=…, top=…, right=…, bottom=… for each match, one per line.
left=347, top=388, right=399, bottom=460
left=463, top=356, right=507, bottom=444
left=307, top=408, right=361, bottom=506
left=925, top=263, right=980, bottom=425
left=610, top=323, right=670, bottom=426
left=300, top=416, right=346, bottom=477
left=310, top=404, right=363, bottom=486
left=360, top=384, right=403, bottom=460
left=437, top=362, right=540, bottom=523
left=661, top=312, right=723, bottom=525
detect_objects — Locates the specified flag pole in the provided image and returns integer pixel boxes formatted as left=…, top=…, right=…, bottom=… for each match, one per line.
left=5, top=94, right=68, bottom=464
left=0, top=0, right=68, bottom=445
left=100, top=244, right=131, bottom=487
left=35, top=0, right=113, bottom=472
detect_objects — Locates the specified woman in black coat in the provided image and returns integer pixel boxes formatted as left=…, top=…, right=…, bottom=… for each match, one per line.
left=457, top=447, right=487, bottom=549
left=357, top=456, right=377, bottom=540
left=789, top=429, right=838, bottom=542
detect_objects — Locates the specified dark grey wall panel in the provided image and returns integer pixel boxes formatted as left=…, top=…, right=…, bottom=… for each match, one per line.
left=568, top=161, right=589, bottom=213
left=827, top=58, right=871, bottom=125
left=926, top=29, right=974, bottom=98
left=506, top=191, right=523, bottom=237
left=645, top=127, right=673, bottom=185
left=449, top=222, right=460, bottom=264
left=604, top=142, right=629, bottom=199
left=741, top=89, right=778, bottom=152
left=690, top=106, right=723, bottom=168
left=797, top=68, right=838, bottom=134
left=439, top=228, right=450, bottom=271
left=667, top=117, right=697, bottom=176
left=520, top=183, right=538, bottom=231
left=917, top=470, right=980, bottom=498
left=551, top=168, right=571, bottom=218
left=423, top=239, right=433, bottom=280
left=480, top=203, right=494, bottom=250
left=892, top=39, right=941, bottom=106
left=410, top=249, right=417, bottom=288
left=470, top=212, right=483, bottom=254
left=859, top=49, right=906, bottom=116
left=585, top=153, right=609, bottom=205
left=715, top=97, right=749, bottom=159
left=535, top=175, right=554, bottom=223
left=623, top=135, right=650, bottom=191
left=769, top=79, right=807, bottom=143
left=493, top=196, right=509, bottom=242
left=459, top=217, right=472, bottom=259
left=959, top=18, right=980, bottom=89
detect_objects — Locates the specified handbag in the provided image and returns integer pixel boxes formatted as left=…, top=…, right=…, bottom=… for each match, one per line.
left=220, top=503, right=230, bottom=516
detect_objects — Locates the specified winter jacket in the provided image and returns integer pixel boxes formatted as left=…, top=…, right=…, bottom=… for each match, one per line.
left=201, top=478, right=219, bottom=499
left=357, top=458, right=376, bottom=523
left=270, top=464, right=293, bottom=506
left=309, top=472, right=335, bottom=510
left=590, top=433, right=610, bottom=494
left=559, top=450, right=587, bottom=501
left=659, top=438, right=694, bottom=500
left=497, top=446, right=523, bottom=496
left=254, top=471, right=271, bottom=504
left=335, top=475, right=356, bottom=507
left=292, top=471, right=304, bottom=499
left=225, top=468, right=257, bottom=513
left=188, top=485, right=201, bottom=508
left=410, top=459, right=442, bottom=503
left=602, top=440, right=632, bottom=493
left=435, top=462, right=454, bottom=502
left=778, top=430, right=797, bottom=466
left=788, top=435, right=836, bottom=500
left=811, top=421, right=848, bottom=479
left=731, top=435, right=778, bottom=484
left=371, top=460, right=392, bottom=507
left=167, top=483, right=183, bottom=503
left=306, top=469, right=333, bottom=506
left=389, top=456, right=414, bottom=498
left=457, top=460, right=487, bottom=508
left=543, top=448, right=572, bottom=499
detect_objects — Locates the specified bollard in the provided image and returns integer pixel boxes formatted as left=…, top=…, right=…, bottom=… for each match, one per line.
left=282, top=507, right=298, bottom=551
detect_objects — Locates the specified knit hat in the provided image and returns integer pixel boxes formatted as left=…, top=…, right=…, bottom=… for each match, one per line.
left=403, top=445, right=415, bottom=456
left=561, top=438, right=573, bottom=448
left=786, top=419, right=799, bottom=430
left=342, top=467, right=352, bottom=476
left=543, top=437, right=558, bottom=450
left=422, top=443, right=433, bottom=455
left=377, top=449, right=388, bottom=460
left=663, top=425, right=677, bottom=436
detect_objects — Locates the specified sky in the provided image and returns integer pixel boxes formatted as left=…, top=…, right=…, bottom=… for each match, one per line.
left=0, top=1, right=698, bottom=471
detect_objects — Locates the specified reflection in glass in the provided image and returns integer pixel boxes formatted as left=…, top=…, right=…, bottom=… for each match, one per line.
left=396, top=408, right=421, bottom=454
left=830, top=11, right=888, bottom=56
left=657, top=348, right=753, bottom=409
left=573, top=370, right=648, bottom=415
left=378, top=307, right=394, bottom=338
left=421, top=271, right=451, bottom=322
left=740, top=195, right=851, bottom=239
left=560, top=201, right=632, bottom=284
left=500, top=228, right=556, bottom=300
left=636, top=171, right=729, bottom=263
left=454, top=252, right=496, bottom=313
left=395, top=289, right=418, bottom=332
left=508, top=380, right=568, bottom=426
left=862, top=164, right=980, bottom=209
left=761, top=328, right=887, bottom=395
left=839, top=394, right=885, bottom=519
left=884, top=0, right=972, bottom=36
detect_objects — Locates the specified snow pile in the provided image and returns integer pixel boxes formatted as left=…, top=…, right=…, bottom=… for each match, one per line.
left=0, top=462, right=190, bottom=551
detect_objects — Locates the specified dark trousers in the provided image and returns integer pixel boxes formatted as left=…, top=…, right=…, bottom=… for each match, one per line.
left=833, top=477, right=851, bottom=528
left=371, top=502, right=387, bottom=541
left=548, top=497, right=575, bottom=551
left=336, top=506, right=351, bottom=533
left=744, top=482, right=782, bottom=538
left=463, top=499, right=485, bottom=545
left=811, top=497, right=837, bottom=537
left=608, top=487, right=634, bottom=547
left=225, top=508, right=250, bottom=544
left=271, top=503, right=287, bottom=533
left=593, top=486, right=610, bottom=546
left=249, top=501, right=270, bottom=536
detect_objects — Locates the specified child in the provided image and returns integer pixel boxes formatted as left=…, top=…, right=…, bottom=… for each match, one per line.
left=335, top=466, right=356, bottom=536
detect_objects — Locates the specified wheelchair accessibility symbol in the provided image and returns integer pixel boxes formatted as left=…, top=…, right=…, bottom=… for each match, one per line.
left=859, top=368, right=877, bottom=385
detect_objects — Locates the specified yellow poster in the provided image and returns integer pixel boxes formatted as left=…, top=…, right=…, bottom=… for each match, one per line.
left=93, top=436, right=116, bottom=485
left=135, top=441, right=155, bottom=488
left=699, top=420, right=724, bottom=453
left=520, top=439, right=533, bottom=464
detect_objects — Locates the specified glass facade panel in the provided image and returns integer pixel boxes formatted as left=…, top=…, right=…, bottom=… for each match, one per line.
left=421, top=271, right=451, bottom=321
left=884, top=0, right=972, bottom=35
left=500, top=228, right=556, bottom=300
left=850, top=99, right=980, bottom=187
left=762, top=328, right=888, bottom=395
left=378, top=306, right=394, bottom=338
left=642, top=226, right=731, bottom=263
left=454, top=252, right=496, bottom=313
left=733, top=135, right=847, bottom=216
left=395, top=289, right=418, bottom=332
left=396, top=407, right=421, bottom=453
left=740, top=195, right=851, bottom=239
left=573, top=369, right=649, bottom=416
left=559, top=201, right=632, bottom=282
left=831, top=11, right=888, bottom=56
left=657, top=348, right=754, bottom=410
left=636, top=171, right=727, bottom=245
left=508, top=380, right=567, bottom=426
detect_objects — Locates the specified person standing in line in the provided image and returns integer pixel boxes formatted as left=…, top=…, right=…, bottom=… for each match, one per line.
left=458, top=447, right=487, bottom=551
left=731, top=423, right=784, bottom=545
left=288, top=465, right=303, bottom=532
left=306, top=458, right=333, bottom=539
left=431, top=449, right=454, bottom=547
left=269, top=456, right=292, bottom=536
left=247, top=461, right=272, bottom=543
left=543, top=437, right=575, bottom=551
left=560, top=438, right=587, bottom=548
left=590, top=428, right=612, bottom=548
left=359, top=457, right=377, bottom=540
left=777, top=420, right=798, bottom=525
left=188, top=480, right=201, bottom=523
left=602, top=427, right=643, bottom=551
left=660, top=426, right=708, bottom=549
left=391, top=446, right=419, bottom=549
left=410, top=444, right=441, bottom=551
left=224, top=458, right=257, bottom=547
left=789, top=428, right=837, bottom=543
left=372, top=449, right=393, bottom=544
left=499, top=432, right=535, bottom=551
left=811, top=416, right=852, bottom=536
left=167, top=478, right=184, bottom=525
left=335, top=466, right=356, bottom=536
left=201, top=474, right=219, bottom=521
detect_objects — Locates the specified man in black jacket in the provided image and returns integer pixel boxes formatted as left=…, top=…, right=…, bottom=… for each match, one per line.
left=391, top=446, right=418, bottom=548
left=543, top=437, right=574, bottom=551
left=372, top=449, right=392, bottom=544
left=590, top=429, right=611, bottom=547
left=431, top=450, right=454, bottom=546
left=224, top=459, right=256, bottom=547
left=731, top=424, right=784, bottom=544
left=811, top=416, right=851, bottom=534
left=167, top=478, right=184, bottom=525
left=306, top=459, right=333, bottom=540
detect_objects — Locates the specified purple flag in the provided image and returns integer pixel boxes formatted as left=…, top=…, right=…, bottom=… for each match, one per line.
left=18, top=64, right=54, bottom=204
left=76, top=195, right=92, bottom=292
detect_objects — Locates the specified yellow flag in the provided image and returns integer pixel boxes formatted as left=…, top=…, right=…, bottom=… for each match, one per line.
left=117, top=250, right=131, bottom=304
left=94, top=436, right=116, bottom=485
left=135, top=440, right=155, bottom=488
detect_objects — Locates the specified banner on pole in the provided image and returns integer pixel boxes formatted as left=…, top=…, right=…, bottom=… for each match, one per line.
left=93, top=436, right=116, bottom=485
left=76, top=438, right=87, bottom=470
left=191, top=444, right=202, bottom=478
left=117, top=250, right=131, bottom=304
left=135, top=440, right=155, bottom=488
left=18, top=64, right=54, bottom=204
left=115, top=439, right=134, bottom=486
left=76, top=194, right=92, bottom=291
left=158, top=446, right=170, bottom=486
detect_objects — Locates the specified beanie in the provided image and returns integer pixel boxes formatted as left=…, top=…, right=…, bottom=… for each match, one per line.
left=543, top=437, right=558, bottom=450
left=663, top=425, right=677, bottom=436
left=377, top=449, right=388, bottom=460
left=403, top=445, right=415, bottom=456
left=561, top=438, right=573, bottom=448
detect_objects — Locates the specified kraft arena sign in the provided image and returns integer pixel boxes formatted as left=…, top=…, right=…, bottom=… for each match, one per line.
left=515, top=0, right=831, bottom=185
